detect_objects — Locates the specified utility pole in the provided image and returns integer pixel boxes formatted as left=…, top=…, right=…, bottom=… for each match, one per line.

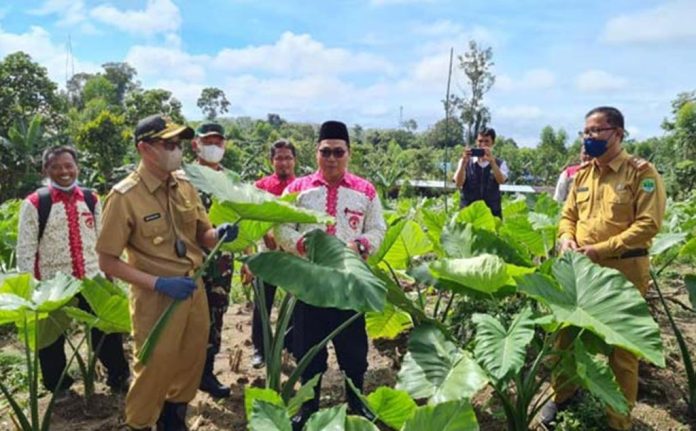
left=443, top=47, right=454, bottom=214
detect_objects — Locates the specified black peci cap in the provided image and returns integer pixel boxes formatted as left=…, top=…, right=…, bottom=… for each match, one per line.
left=134, top=114, right=194, bottom=144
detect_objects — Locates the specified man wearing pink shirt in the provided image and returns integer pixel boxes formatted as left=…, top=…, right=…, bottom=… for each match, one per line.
left=276, top=121, right=386, bottom=429
left=247, top=139, right=297, bottom=368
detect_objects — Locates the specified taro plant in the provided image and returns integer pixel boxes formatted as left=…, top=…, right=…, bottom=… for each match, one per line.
left=63, top=276, right=131, bottom=399
left=646, top=231, right=696, bottom=415
left=395, top=252, right=665, bottom=431
left=0, top=199, right=20, bottom=271
left=0, top=272, right=84, bottom=431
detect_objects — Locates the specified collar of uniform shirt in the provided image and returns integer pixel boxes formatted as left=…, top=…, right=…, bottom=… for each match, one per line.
left=595, top=150, right=629, bottom=173
left=136, top=162, right=179, bottom=193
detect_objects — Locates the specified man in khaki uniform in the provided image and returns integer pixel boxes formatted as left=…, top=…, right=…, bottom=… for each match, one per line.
left=97, top=115, right=237, bottom=430
left=541, top=106, right=666, bottom=430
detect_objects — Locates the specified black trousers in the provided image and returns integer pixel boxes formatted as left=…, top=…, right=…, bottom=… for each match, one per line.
left=251, top=279, right=293, bottom=356
left=292, top=301, right=368, bottom=384
left=38, top=294, right=129, bottom=391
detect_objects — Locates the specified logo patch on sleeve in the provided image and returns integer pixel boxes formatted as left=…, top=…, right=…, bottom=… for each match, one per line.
left=641, top=178, right=656, bottom=193
left=144, top=213, right=162, bottom=222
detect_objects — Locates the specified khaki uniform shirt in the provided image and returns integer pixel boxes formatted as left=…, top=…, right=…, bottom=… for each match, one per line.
left=558, top=150, right=666, bottom=259
left=96, top=163, right=212, bottom=278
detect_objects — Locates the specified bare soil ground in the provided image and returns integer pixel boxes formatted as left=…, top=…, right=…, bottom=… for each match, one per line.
left=2, top=274, right=696, bottom=430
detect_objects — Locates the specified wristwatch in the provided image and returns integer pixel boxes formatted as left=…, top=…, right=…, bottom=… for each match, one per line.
left=354, top=240, right=367, bottom=255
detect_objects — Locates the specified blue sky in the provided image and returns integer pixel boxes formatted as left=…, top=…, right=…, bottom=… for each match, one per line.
left=1, top=0, right=695, bottom=146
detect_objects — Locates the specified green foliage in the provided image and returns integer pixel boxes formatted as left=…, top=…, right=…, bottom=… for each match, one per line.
left=366, top=387, right=417, bottom=429
left=197, top=87, right=230, bottom=120
left=247, top=230, right=387, bottom=313
left=518, top=253, right=665, bottom=367
left=396, top=324, right=488, bottom=404
left=74, top=110, right=130, bottom=191
left=401, top=399, right=479, bottom=431
left=124, top=88, right=184, bottom=126
left=365, top=302, right=413, bottom=340
left=0, top=199, right=20, bottom=270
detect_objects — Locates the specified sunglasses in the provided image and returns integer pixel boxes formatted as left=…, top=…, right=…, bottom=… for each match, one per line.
left=151, top=139, right=182, bottom=151
left=318, top=148, right=347, bottom=159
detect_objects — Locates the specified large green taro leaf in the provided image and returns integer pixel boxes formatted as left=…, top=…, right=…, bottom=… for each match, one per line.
left=472, top=307, right=535, bottom=381
left=368, top=219, right=432, bottom=270
left=573, top=339, right=629, bottom=415
left=248, top=400, right=292, bottom=431
left=365, top=302, right=413, bottom=340
left=365, top=387, right=416, bottom=430
left=429, top=254, right=510, bottom=295
left=401, top=399, right=479, bottom=431
left=304, top=404, right=346, bottom=431
left=396, top=324, right=488, bottom=404
left=455, top=200, right=497, bottom=232
left=183, top=163, right=332, bottom=224
left=441, top=222, right=532, bottom=267
left=64, top=276, right=131, bottom=334
left=517, top=252, right=664, bottom=367
left=246, top=229, right=387, bottom=313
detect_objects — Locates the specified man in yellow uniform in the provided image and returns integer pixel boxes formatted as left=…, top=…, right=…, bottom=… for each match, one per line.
left=540, top=106, right=666, bottom=430
left=97, top=114, right=237, bottom=431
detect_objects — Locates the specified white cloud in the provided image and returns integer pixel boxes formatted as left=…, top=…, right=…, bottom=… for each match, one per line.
left=575, top=69, right=627, bottom=93
left=496, top=68, right=556, bottom=91
left=30, top=0, right=87, bottom=26
left=90, top=0, right=181, bottom=37
left=495, top=105, right=543, bottom=121
left=211, top=32, right=394, bottom=77
left=0, top=25, right=99, bottom=85
left=125, top=46, right=209, bottom=81
left=603, top=0, right=696, bottom=44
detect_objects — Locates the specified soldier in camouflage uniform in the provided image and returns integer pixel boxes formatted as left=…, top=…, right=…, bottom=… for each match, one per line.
left=192, top=122, right=234, bottom=398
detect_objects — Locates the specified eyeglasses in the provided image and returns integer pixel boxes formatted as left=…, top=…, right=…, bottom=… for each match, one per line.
left=152, top=139, right=182, bottom=151
left=318, top=148, right=347, bottom=159
left=578, top=127, right=615, bottom=138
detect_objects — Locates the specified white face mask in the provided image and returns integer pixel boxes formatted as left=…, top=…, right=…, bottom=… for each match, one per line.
left=50, top=179, right=78, bottom=191
left=198, top=145, right=225, bottom=163
left=155, top=146, right=183, bottom=172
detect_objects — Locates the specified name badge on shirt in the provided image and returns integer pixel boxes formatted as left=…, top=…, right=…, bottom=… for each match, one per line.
left=144, top=213, right=162, bottom=222
left=576, top=187, right=589, bottom=192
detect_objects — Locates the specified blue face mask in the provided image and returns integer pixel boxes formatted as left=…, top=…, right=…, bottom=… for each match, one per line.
left=583, top=138, right=608, bottom=157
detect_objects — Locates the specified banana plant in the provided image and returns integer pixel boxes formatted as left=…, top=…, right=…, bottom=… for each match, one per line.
left=63, top=276, right=131, bottom=399
left=0, top=272, right=84, bottom=431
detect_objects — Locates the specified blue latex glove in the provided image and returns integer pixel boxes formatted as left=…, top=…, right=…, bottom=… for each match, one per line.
left=217, top=223, right=239, bottom=243
left=154, top=276, right=196, bottom=300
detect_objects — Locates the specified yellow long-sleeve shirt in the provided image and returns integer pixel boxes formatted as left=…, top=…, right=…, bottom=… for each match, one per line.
left=558, top=150, right=666, bottom=259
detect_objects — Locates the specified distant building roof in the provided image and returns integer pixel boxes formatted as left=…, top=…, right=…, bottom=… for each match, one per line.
left=397, top=179, right=551, bottom=194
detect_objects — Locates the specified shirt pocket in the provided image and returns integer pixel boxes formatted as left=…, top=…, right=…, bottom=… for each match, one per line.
left=343, top=206, right=366, bottom=232
left=603, top=187, right=633, bottom=223
left=575, top=191, right=591, bottom=219
left=175, top=204, right=198, bottom=240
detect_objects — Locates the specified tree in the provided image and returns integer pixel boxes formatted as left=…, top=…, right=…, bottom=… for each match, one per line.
left=0, top=52, right=65, bottom=136
left=197, top=87, right=230, bottom=120
left=402, top=118, right=418, bottom=132
left=125, top=88, right=184, bottom=126
left=102, top=62, right=139, bottom=105
left=423, top=118, right=465, bottom=149
left=454, top=41, right=495, bottom=146
left=74, top=110, right=131, bottom=191
left=82, top=75, right=119, bottom=106
left=0, top=115, right=51, bottom=201
left=66, top=72, right=96, bottom=107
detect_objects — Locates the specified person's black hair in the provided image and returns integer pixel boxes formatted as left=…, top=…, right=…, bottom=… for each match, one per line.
left=478, top=127, right=496, bottom=142
left=585, top=106, right=624, bottom=129
left=42, top=145, right=78, bottom=170
left=270, top=139, right=296, bottom=159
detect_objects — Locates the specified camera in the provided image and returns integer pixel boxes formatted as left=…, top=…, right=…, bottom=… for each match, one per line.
left=470, top=148, right=485, bottom=157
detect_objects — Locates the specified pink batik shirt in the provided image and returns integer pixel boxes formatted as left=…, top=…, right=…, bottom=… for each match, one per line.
left=276, top=171, right=386, bottom=255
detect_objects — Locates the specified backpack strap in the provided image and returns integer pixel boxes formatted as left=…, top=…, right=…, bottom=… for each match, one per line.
left=37, top=187, right=52, bottom=241
left=37, top=187, right=97, bottom=241
left=81, top=187, right=96, bottom=216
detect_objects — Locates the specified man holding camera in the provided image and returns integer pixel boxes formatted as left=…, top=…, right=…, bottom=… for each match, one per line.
left=452, top=127, right=508, bottom=217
